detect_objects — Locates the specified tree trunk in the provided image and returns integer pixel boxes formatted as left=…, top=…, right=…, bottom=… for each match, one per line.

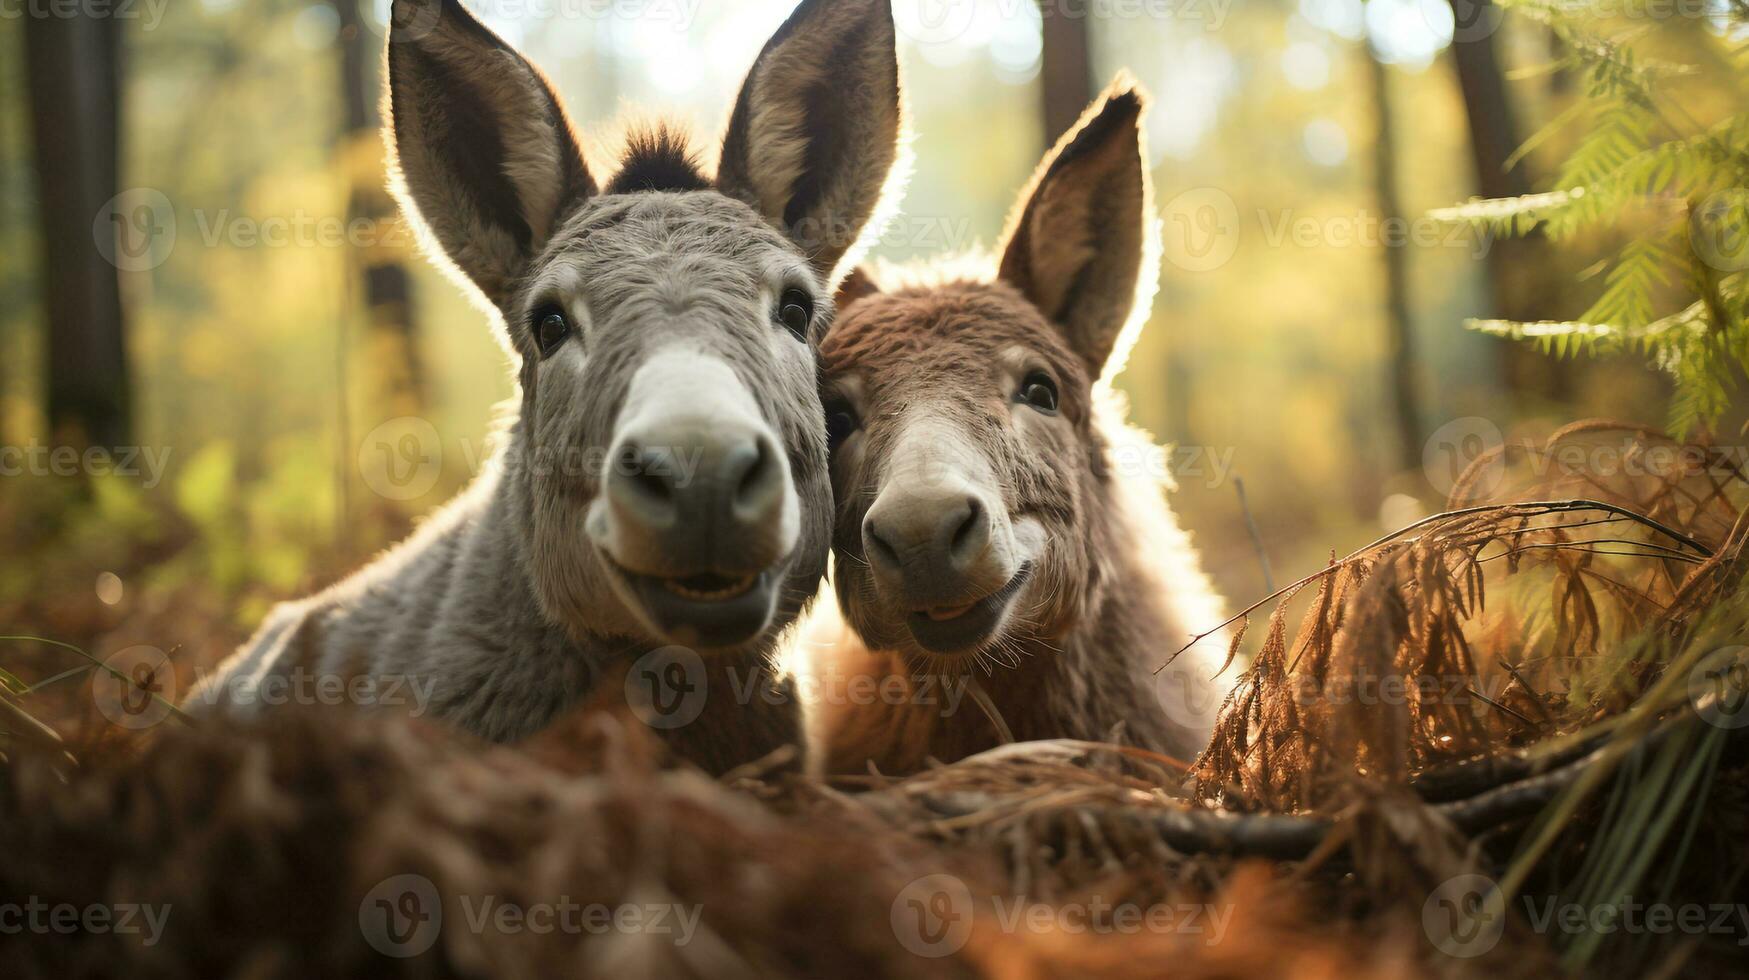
left=1039, top=8, right=1094, bottom=147
left=1367, top=50, right=1422, bottom=472
left=1445, top=0, right=1568, bottom=396
left=334, top=0, right=423, bottom=419
left=24, top=11, right=130, bottom=448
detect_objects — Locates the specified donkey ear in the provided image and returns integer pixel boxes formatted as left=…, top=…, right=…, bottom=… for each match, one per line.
left=834, top=265, right=883, bottom=312
left=997, top=80, right=1154, bottom=378
left=385, top=0, right=595, bottom=307
left=717, top=0, right=902, bottom=283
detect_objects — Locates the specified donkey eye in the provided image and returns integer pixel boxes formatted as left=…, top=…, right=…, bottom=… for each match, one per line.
left=1017, top=371, right=1059, bottom=415
left=824, top=401, right=860, bottom=451
left=533, top=308, right=570, bottom=358
left=776, top=287, right=814, bottom=340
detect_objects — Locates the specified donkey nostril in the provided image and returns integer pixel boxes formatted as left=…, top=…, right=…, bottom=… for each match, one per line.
left=864, top=518, right=900, bottom=568
left=618, top=444, right=675, bottom=504
left=730, top=438, right=774, bottom=504
left=950, top=497, right=983, bottom=553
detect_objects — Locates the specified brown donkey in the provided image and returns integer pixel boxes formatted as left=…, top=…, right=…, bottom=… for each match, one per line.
left=802, top=82, right=1229, bottom=774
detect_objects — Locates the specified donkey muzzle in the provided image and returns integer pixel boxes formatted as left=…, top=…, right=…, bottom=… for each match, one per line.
left=590, top=351, right=801, bottom=648
left=604, top=420, right=792, bottom=571
left=861, top=478, right=1025, bottom=653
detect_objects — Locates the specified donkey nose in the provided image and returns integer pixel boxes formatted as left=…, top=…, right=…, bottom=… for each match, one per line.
left=863, top=489, right=996, bottom=602
left=723, top=435, right=785, bottom=524
left=605, top=422, right=792, bottom=573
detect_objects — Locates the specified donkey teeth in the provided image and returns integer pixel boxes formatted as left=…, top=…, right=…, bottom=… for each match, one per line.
left=662, top=575, right=757, bottom=602
left=925, top=602, right=975, bottom=622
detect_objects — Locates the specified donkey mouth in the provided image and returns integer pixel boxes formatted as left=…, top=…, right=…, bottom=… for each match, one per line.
left=661, top=572, right=759, bottom=602
left=616, top=563, right=784, bottom=650
left=904, top=564, right=1032, bottom=655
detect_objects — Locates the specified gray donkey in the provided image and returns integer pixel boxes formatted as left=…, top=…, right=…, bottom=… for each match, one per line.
left=188, top=0, right=904, bottom=773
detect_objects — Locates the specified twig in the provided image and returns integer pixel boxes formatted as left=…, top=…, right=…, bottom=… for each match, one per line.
left=1233, top=476, right=1275, bottom=594
left=1161, top=500, right=1716, bottom=667
left=0, top=636, right=194, bottom=726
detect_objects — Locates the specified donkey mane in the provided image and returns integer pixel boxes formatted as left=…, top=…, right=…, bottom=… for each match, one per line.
left=602, top=123, right=712, bottom=195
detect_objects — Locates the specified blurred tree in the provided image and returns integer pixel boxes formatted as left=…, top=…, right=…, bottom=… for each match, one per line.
left=1365, top=45, right=1421, bottom=470
left=1040, top=9, right=1093, bottom=146
left=333, top=0, right=424, bottom=419
left=1445, top=0, right=1568, bottom=399
left=24, top=11, right=130, bottom=448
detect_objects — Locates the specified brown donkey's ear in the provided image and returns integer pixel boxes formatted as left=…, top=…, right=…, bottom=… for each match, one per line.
left=997, top=80, right=1153, bottom=379
left=717, top=0, right=903, bottom=284
left=385, top=0, right=595, bottom=308
left=834, top=265, right=883, bottom=312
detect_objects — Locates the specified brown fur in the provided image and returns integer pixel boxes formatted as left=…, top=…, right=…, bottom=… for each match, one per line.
left=0, top=712, right=1391, bottom=979
left=809, top=83, right=1224, bottom=775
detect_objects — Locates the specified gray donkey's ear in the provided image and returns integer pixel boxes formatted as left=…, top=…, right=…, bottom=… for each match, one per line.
left=717, top=0, right=902, bottom=283
left=998, top=80, right=1154, bottom=379
left=385, top=0, right=594, bottom=307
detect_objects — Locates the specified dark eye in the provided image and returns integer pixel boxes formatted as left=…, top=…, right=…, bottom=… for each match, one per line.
left=1017, top=371, right=1059, bottom=414
left=824, top=401, right=860, bottom=451
left=533, top=307, right=570, bottom=358
left=777, top=287, right=814, bottom=340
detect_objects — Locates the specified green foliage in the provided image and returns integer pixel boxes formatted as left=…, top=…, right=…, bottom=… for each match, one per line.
left=1431, top=1, right=1749, bottom=435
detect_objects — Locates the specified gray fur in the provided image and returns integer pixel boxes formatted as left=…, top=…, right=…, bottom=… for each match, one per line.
left=187, top=0, right=903, bottom=772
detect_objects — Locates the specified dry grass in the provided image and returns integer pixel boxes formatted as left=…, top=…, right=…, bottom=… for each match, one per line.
left=3, top=420, right=1746, bottom=977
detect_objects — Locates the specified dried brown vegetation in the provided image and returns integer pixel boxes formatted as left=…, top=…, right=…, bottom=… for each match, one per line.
left=3, top=421, right=1746, bottom=978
